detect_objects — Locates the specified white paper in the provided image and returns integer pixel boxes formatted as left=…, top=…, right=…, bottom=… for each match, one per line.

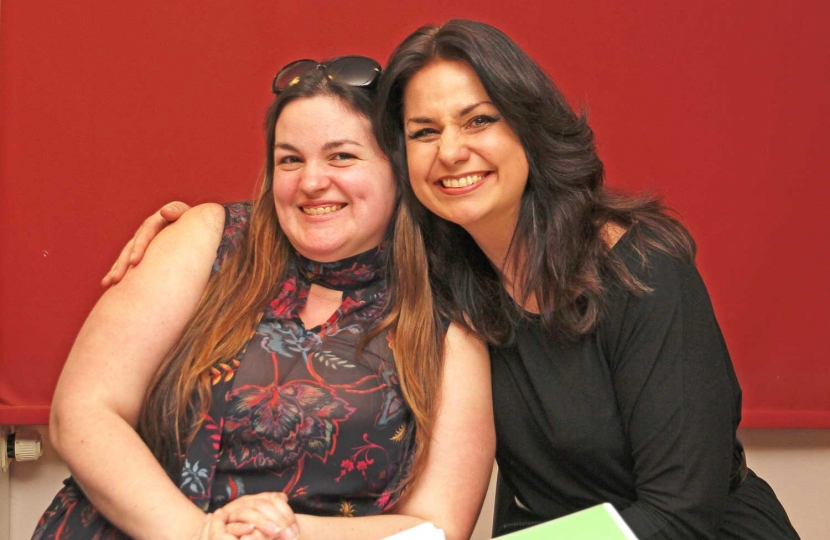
left=380, top=522, right=446, bottom=540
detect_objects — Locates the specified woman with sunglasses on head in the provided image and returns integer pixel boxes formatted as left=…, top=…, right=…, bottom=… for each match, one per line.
left=33, top=57, right=494, bottom=540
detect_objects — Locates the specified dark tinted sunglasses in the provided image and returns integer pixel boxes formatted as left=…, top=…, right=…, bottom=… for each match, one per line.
left=271, top=56, right=382, bottom=94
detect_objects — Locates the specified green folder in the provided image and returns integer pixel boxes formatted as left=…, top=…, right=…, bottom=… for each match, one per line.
left=498, top=503, right=638, bottom=539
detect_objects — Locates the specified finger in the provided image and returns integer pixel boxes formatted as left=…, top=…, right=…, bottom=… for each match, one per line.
left=227, top=522, right=256, bottom=537
left=262, top=493, right=296, bottom=534
left=223, top=493, right=295, bottom=537
left=129, top=212, right=170, bottom=265
left=115, top=237, right=136, bottom=274
left=212, top=508, right=231, bottom=523
left=240, top=531, right=270, bottom=540
left=224, top=493, right=291, bottom=522
left=159, top=201, right=192, bottom=222
left=226, top=507, right=284, bottom=538
left=101, top=237, right=136, bottom=288
left=197, top=514, right=211, bottom=540
left=284, top=523, right=300, bottom=540
left=206, top=512, right=238, bottom=540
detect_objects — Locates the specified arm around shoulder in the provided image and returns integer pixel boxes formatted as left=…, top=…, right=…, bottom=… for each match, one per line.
left=49, top=202, right=226, bottom=540
left=53, top=202, right=226, bottom=440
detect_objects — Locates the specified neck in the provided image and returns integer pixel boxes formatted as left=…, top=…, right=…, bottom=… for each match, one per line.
left=465, top=214, right=540, bottom=314
left=294, top=243, right=385, bottom=291
left=299, top=284, right=344, bottom=329
left=465, top=209, right=518, bottom=268
left=465, top=208, right=520, bottom=276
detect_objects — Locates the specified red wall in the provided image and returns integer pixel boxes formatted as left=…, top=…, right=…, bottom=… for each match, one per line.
left=2, top=1, right=828, bottom=427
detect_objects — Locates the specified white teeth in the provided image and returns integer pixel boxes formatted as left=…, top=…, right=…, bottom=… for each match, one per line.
left=440, top=174, right=483, bottom=188
left=302, top=204, right=343, bottom=215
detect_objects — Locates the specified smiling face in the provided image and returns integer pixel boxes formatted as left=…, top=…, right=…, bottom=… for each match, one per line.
left=403, top=59, right=529, bottom=244
left=272, top=95, right=397, bottom=262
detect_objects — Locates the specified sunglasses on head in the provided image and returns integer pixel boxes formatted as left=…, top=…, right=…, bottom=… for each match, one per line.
left=271, top=56, right=382, bottom=94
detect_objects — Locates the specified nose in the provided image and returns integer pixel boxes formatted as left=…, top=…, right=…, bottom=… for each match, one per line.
left=298, top=161, right=332, bottom=195
left=437, top=128, right=471, bottom=167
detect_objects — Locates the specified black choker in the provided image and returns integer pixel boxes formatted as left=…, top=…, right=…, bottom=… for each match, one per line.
left=294, top=244, right=386, bottom=291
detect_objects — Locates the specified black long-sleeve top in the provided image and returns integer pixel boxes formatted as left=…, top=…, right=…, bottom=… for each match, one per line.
left=491, top=228, right=796, bottom=539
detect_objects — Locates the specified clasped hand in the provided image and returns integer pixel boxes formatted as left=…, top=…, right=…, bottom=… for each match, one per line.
left=192, top=493, right=299, bottom=540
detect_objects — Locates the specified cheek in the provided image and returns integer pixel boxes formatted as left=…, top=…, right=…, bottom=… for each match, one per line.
left=270, top=182, right=297, bottom=222
left=499, top=140, right=529, bottom=183
left=377, top=193, right=398, bottom=224
left=512, top=152, right=530, bottom=181
left=405, top=144, right=430, bottom=180
left=373, top=177, right=399, bottom=217
left=271, top=172, right=296, bottom=200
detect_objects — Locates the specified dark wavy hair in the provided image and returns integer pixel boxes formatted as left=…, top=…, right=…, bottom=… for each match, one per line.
left=375, top=19, right=695, bottom=343
left=140, top=68, right=444, bottom=495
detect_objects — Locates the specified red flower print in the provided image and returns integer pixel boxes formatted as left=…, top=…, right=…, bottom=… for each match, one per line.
left=224, top=377, right=355, bottom=470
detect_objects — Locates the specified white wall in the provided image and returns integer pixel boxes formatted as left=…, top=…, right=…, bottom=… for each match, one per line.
left=2, top=427, right=828, bottom=540
left=736, top=429, right=830, bottom=539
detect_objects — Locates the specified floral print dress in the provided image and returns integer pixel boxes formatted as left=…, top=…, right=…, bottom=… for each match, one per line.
left=33, top=203, right=415, bottom=539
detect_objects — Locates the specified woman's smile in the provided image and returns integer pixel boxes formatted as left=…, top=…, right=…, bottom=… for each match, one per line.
left=300, top=203, right=347, bottom=216
left=436, top=171, right=490, bottom=191
left=403, top=59, right=529, bottom=243
left=272, top=95, right=397, bottom=262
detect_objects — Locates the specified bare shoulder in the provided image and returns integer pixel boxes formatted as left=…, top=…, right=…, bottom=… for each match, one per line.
left=445, top=321, right=482, bottom=345
left=179, top=202, right=226, bottom=234
left=130, top=203, right=226, bottom=271
left=160, top=203, right=225, bottom=246
left=444, top=323, right=489, bottom=364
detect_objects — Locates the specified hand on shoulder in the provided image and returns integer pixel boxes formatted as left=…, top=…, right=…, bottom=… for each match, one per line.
left=101, top=200, right=196, bottom=288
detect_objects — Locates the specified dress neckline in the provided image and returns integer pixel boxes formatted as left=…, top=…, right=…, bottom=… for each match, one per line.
left=294, top=243, right=387, bottom=291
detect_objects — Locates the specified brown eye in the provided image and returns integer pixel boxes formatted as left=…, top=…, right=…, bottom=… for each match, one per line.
left=330, top=153, right=358, bottom=167
left=407, top=128, right=439, bottom=140
left=469, top=115, right=499, bottom=128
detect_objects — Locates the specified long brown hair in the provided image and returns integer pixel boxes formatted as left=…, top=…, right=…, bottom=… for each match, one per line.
left=139, top=68, right=443, bottom=493
left=375, top=19, right=696, bottom=343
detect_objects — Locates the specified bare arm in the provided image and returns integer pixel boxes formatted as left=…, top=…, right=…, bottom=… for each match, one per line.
left=101, top=201, right=192, bottom=288
left=52, top=203, right=233, bottom=540
left=293, top=323, right=496, bottom=540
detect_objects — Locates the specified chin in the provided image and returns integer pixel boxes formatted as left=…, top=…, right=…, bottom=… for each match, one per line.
left=440, top=210, right=484, bottom=231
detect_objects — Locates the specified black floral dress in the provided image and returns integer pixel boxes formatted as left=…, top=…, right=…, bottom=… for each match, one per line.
left=33, top=203, right=415, bottom=539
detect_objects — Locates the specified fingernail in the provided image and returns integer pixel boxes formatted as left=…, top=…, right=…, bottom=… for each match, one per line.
left=268, top=522, right=282, bottom=535
left=284, top=524, right=298, bottom=539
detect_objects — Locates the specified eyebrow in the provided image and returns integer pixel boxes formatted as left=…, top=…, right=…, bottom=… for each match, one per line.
left=274, top=142, right=299, bottom=152
left=405, top=101, right=493, bottom=125
left=322, top=139, right=362, bottom=151
left=274, top=140, right=363, bottom=151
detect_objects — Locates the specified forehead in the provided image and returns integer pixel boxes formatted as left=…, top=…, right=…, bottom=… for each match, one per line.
left=403, top=59, right=491, bottom=114
left=275, top=95, right=372, bottom=140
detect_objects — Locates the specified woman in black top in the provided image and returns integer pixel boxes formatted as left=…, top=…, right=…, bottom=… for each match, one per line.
left=374, top=19, right=799, bottom=540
